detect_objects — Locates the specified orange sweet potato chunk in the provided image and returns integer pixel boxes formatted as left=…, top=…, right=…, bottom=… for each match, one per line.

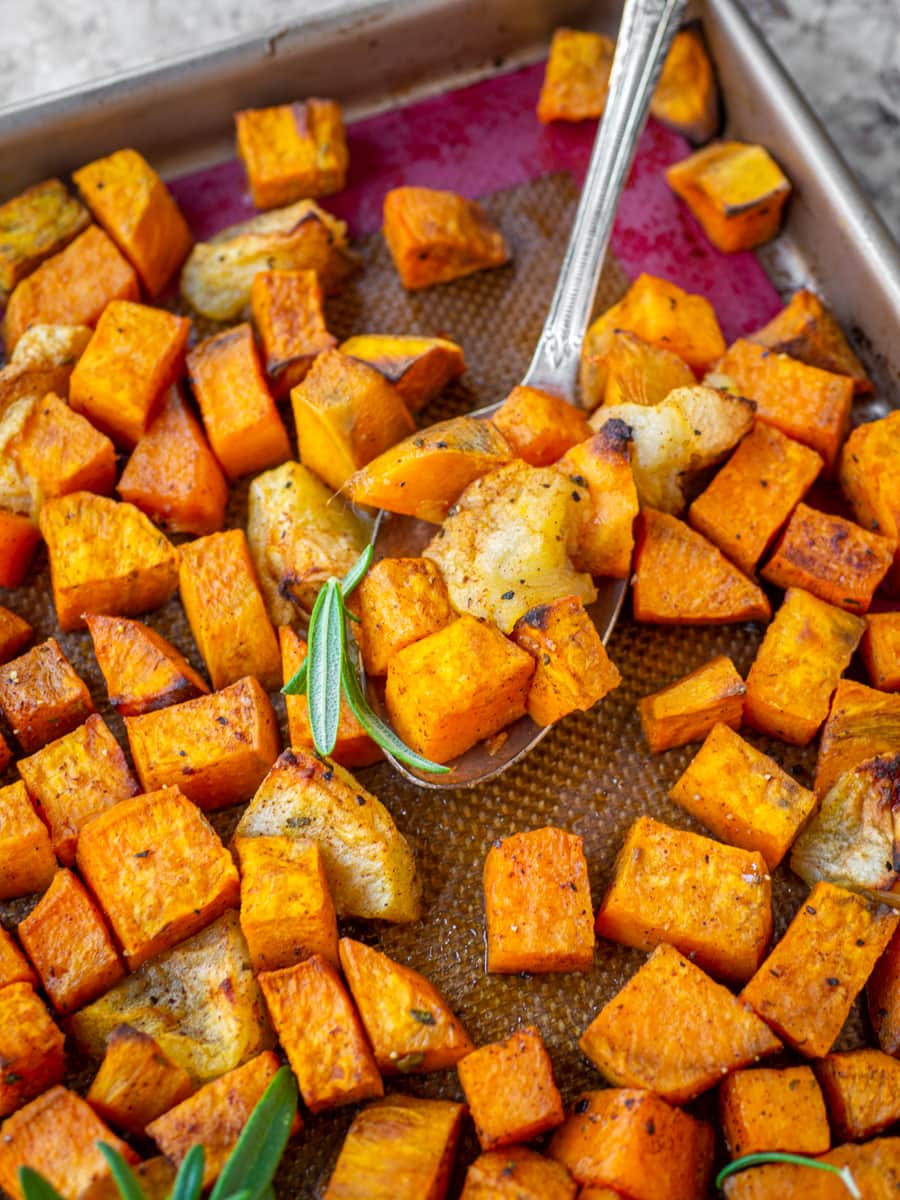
left=357, top=557, right=453, bottom=678
left=339, top=937, right=473, bottom=1075
left=557, top=420, right=639, bottom=578
left=816, top=681, right=900, bottom=798
left=741, top=881, right=899, bottom=1058
left=78, top=1157, right=175, bottom=1200
left=0, top=178, right=91, bottom=303
left=869, top=924, right=900, bottom=1055
left=548, top=1088, right=714, bottom=1200
left=16, top=392, right=116, bottom=507
left=125, top=676, right=280, bottom=811
left=744, top=587, right=864, bottom=745
left=86, top=613, right=208, bottom=717
left=73, top=148, right=192, bottom=297
left=86, top=1025, right=194, bottom=1136
left=250, top=267, right=335, bottom=395
left=595, top=815, right=772, bottom=984
left=383, top=186, right=508, bottom=290
left=720, top=1066, right=830, bottom=1158
left=639, top=655, right=745, bottom=753
left=0, top=606, right=32, bottom=663
left=750, top=288, right=872, bottom=395
left=118, top=385, right=228, bottom=536
left=0, top=924, right=36, bottom=989
left=457, top=1025, right=563, bottom=1150
left=0, top=984, right=65, bottom=1119
left=840, top=410, right=900, bottom=592
left=862, top=613, right=900, bottom=691
left=633, top=509, right=771, bottom=624
left=688, top=423, right=824, bottom=575
left=492, top=386, right=591, bottom=467
left=339, top=334, right=465, bottom=414
left=580, top=944, right=782, bottom=1103
left=721, top=1138, right=900, bottom=1200
left=234, top=833, right=338, bottom=972
left=0, top=510, right=40, bottom=588
left=670, top=723, right=817, bottom=870
left=2, top=225, right=139, bottom=353
left=77, top=786, right=239, bottom=969
left=323, top=1094, right=465, bottom=1200
left=461, top=1147, right=576, bottom=1200
left=650, top=25, right=721, bottom=144
left=188, top=323, right=291, bottom=481
left=259, top=955, right=383, bottom=1113
left=484, top=827, right=594, bottom=974
left=0, top=637, right=94, bottom=754
left=537, top=28, right=615, bottom=123
left=236, top=99, right=349, bottom=209
left=815, top=1048, right=900, bottom=1141
left=579, top=324, right=693, bottom=411
left=0, top=780, right=56, bottom=900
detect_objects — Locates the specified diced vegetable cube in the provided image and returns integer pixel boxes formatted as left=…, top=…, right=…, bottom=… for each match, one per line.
left=815, top=1049, right=900, bottom=1141
left=86, top=1025, right=194, bottom=1136
left=840, top=410, right=900, bottom=592
left=639, top=654, right=745, bottom=753
left=457, top=1025, right=563, bottom=1149
left=749, top=289, right=872, bottom=394
left=862, top=613, right=900, bottom=691
left=15, top=393, right=116, bottom=513
left=492, top=386, right=591, bottom=467
left=0, top=780, right=56, bottom=900
left=358, top=557, right=453, bottom=678
left=250, top=267, right=335, bottom=395
left=0, top=606, right=32, bottom=663
left=869, top=924, right=900, bottom=1056
left=0, top=637, right=93, bottom=754
left=461, top=1148, right=576, bottom=1200
left=236, top=99, right=349, bottom=208
left=814, top=679, right=900, bottom=798
left=0, top=178, right=90, bottom=303
left=719, top=1066, right=830, bottom=1158
left=0, top=511, right=40, bottom=588
left=340, top=334, right=465, bottom=413
left=650, top=25, right=720, bottom=144
left=0, top=925, right=36, bottom=989
left=383, top=186, right=508, bottom=289
left=582, top=329, right=695, bottom=411
left=85, top=613, right=208, bottom=717
left=0, top=984, right=65, bottom=1119
left=536, top=29, right=615, bottom=123
left=556, top=419, right=638, bottom=578
left=721, top=1137, right=900, bottom=1199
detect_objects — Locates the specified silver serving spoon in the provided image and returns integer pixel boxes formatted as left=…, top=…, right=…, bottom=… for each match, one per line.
left=371, top=0, right=689, bottom=788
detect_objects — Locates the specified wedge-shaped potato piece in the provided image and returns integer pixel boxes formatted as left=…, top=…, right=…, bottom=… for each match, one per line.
left=0, top=781, right=55, bottom=901
left=324, top=1094, right=465, bottom=1200
left=235, top=748, right=420, bottom=922
left=125, top=677, right=280, bottom=811
left=815, top=681, right=900, bottom=798
left=16, top=392, right=116, bottom=514
left=585, top=329, right=696, bottom=410
left=536, top=28, right=615, bottom=123
left=0, top=178, right=90, bottom=303
left=383, top=186, right=508, bottom=289
left=0, top=324, right=92, bottom=414
left=346, top=415, right=513, bottom=522
left=741, top=881, right=898, bottom=1058
left=512, top=594, right=621, bottom=726
left=816, top=1049, right=900, bottom=1142
left=790, top=753, right=900, bottom=895
left=248, top=460, right=370, bottom=624
left=236, top=98, right=349, bottom=208
left=639, top=654, right=745, bottom=753
left=492, top=386, right=591, bottom=466
left=0, top=637, right=94, bottom=754
left=0, top=606, right=31, bottom=664
left=0, top=924, right=35, bottom=990
left=580, top=944, right=782, bottom=1103
left=86, top=1025, right=194, bottom=1136
left=0, top=398, right=37, bottom=515
left=591, top=385, right=754, bottom=513
left=86, top=613, right=208, bottom=716
left=251, top=267, right=335, bottom=395
left=181, top=198, right=355, bottom=320
left=863, top=613, right=900, bottom=692
left=457, top=1025, right=562, bottom=1150
left=750, top=289, right=872, bottom=394
left=77, top=786, right=240, bottom=969
left=689, top=422, right=824, bottom=575
left=670, top=723, right=817, bottom=870
left=0, top=985, right=65, bottom=1120
left=385, top=614, right=535, bottom=763
left=461, top=1148, right=576, bottom=1200
left=485, top=827, right=594, bottom=974
left=340, top=334, right=465, bottom=413
left=633, top=510, right=771, bottom=624
left=0, top=509, right=39, bottom=586
left=260, top=956, right=382, bottom=1112
left=70, top=911, right=273, bottom=1084
left=339, top=937, right=473, bottom=1074
left=18, top=714, right=138, bottom=865
left=358, top=556, right=453, bottom=677
left=840, top=410, right=900, bottom=592
left=425, top=460, right=596, bottom=632
left=744, top=587, right=864, bottom=745
left=651, top=24, right=721, bottom=144
left=595, top=815, right=772, bottom=984
left=548, top=1088, right=714, bottom=1200
left=720, top=1066, right=830, bottom=1158
left=40, top=492, right=179, bottom=632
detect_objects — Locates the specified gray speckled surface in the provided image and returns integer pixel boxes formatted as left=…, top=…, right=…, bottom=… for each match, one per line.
left=1, top=0, right=897, bottom=237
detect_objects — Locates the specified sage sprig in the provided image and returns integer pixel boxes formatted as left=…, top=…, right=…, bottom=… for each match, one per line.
left=283, top=545, right=449, bottom=775
left=716, top=1151, right=862, bottom=1197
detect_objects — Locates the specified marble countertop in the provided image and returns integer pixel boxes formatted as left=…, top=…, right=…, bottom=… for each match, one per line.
left=1, top=0, right=897, bottom=238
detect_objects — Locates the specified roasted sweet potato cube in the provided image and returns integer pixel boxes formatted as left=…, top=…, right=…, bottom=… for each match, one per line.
left=2, top=225, right=139, bottom=353
left=234, top=833, right=338, bottom=971
left=462, top=1148, right=576, bottom=1200
left=639, top=655, right=745, bottom=753
left=721, top=1138, right=900, bottom=1200
left=16, top=392, right=116, bottom=509
left=40, top=492, right=179, bottom=632
left=146, top=1052, right=292, bottom=1187
left=86, top=1025, right=194, bottom=1136
left=744, top=587, right=864, bottom=745
left=346, top=415, right=513, bottom=523
left=484, top=827, right=594, bottom=974
left=0, top=925, right=36, bottom=989
left=670, top=723, right=817, bottom=870
left=0, top=638, right=93, bottom=754
left=457, top=1025, right=562, bottom=1150
left=548, top=1088, right=714, bottom=1200
left=719, top=1066, right=830, bottom=1158
left=339, top=937, right=473, bottom=1075
left=79, top=1158, right=176, bottom=1200
left=358, top=556, right=453, bottom=677
left=235, top=748, right=421, bottom=922
left=86, top=613, right=208, bottom=717
left=633, top=509, right=771, bottom=624
left=492, top=386, right=591, bottom=467
left=384, top=186, right=508, bottom=290
left=840, top=410, right=900, bottom=592
left=178, top=528, right=281, bottom=692
left=815, top=1049, right=900, bottom=1141
left=862, top=613, right=900, bottom=691
left=750, top=289, right=872, bottom=394
left=236, top=99, right=349, bottom=209
left=117, top=385, right=228, bottom=536
left=340, top=334, right=465, bottom=413
left=581, top=944, right=781, bottom=1103
left=512, top=595, right=621, bottom=726
left=259, top=955, right=382, bottom=1112
left=595, top=816, right=772, bottom=984
left=0, top=985, right=65, bottom=1119
left=125, top=676, right=280, bottom=811
left=385, top=615, right=535, bottom=763
left=536, top=28, right=615, bottom=123
left=651, top=25, right=721, bottom=144
left=814, top=681, right=900, bottom=798
left=324, top=1094, right=465, bottom=1200
left=18, top=713, right=137, bottom=865
left=0, top=606, right=32, bottom=663
left=0, top=1086, right=138, bottom=1200
left=0, top=511, right=39, bottom=588
left=0, top=178, right=90, bottom=303
left=77, top=786, right=239, bottom=969
left=869, top=924, right=900, bottom=1055
left=588, top=330, right=696, bottom=410
left=187, top=323, right=290, bottom=481
left=741, top=881, right=899, bottom=1058
left=73, top=148, right=192, bottom=297
left=0, top=781, right=56, bottom=900
left=250, top=267, right=335, bottom=396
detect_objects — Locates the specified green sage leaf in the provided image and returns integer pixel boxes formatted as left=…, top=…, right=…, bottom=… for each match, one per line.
left=170, top=1144, right=205, bottom=1200
left=281, top=657, right=308, bottom=697
left=716, top=1152, right=861, bottom=1197
left=209, top=1065, right=298, bottom=1200
left=341, top=544, right=374, bottom=598
left=307, top=580, right=342, bottom=757
left=96, top=1145, right=145, bottom=1200
left=18, top=1169, right=66, bottom=1200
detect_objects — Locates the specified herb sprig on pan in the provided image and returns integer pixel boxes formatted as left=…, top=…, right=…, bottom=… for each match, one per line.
left=716, top=1151, right=862, bottom=1197
left=282, top=545, right=449, bottom=774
